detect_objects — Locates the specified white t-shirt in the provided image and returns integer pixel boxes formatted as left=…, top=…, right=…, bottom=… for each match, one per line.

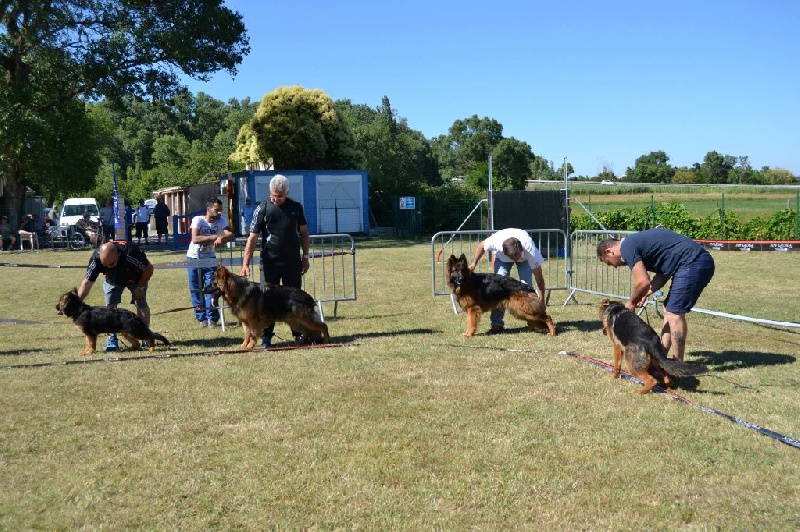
left=186, top=215, right=230, bottom=259
left=482, top=228, right=544, bottom=269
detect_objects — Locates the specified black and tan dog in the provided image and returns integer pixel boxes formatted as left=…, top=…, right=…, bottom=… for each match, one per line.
left=446, top=253, right=556, bottom=337
left=600, top=299, right=708, bottom=393
left=204, top=264, right=330, bottom=350
left=56, top=288, right=169, bottom=355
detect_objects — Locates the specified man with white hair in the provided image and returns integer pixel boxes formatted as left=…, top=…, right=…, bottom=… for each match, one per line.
left=241, top=174, right=311, bottom=347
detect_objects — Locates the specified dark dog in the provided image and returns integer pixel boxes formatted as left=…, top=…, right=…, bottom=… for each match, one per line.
left=56, top=288, right=169, bottom=355
left=203, top=264, right=330, bottom=350
left=600, top=299, right=708, bottom=393
left=446, top=253, right=556, bottom=337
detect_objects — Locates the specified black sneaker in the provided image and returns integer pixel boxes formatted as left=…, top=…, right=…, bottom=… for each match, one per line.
left=486, top=326, right=504, bottom=336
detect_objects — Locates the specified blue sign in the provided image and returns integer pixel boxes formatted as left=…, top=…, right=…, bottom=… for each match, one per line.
left=399, top=196, right=416, bottom=210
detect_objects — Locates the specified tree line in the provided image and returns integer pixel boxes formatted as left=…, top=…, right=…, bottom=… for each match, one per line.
left=1, top=2, right=794, bottom=228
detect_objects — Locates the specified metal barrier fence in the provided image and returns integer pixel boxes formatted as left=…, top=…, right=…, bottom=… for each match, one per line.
left=430, top=229, right=569, bottom=305
left=564, top=229, right=661, bottom=314
left=157, top=234, right=357, bottom=329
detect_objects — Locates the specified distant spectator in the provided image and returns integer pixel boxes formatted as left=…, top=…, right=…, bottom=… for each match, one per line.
left=241, top=197, right=255, bottom=235
left=99, top=200, right=115, bottom=241
left=0, top=215, right=16, bottom=250
left=18, top=214, right=38, bottom=250
left=134, top=199, right=150, bottom=245
left=153, top=196, right=171, bottom=244
left=124, top=200, right=133, bottom=241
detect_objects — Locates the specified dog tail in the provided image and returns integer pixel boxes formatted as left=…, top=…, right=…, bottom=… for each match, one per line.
left=150, top=332, right=170, bottom=346
left=651, top=343, right=708, bottom=376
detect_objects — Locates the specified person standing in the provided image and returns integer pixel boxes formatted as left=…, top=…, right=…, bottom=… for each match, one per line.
left=468, top=228, right=548, bottom=335
left=99, top=200, right=115, bottom=242
left=241, top=174, right=311, bottom=347
left=124, top=199, right=133, bottom=242
left=153, top=195, right=171, bottom=244
left=77, top=241, right=154, bottom=351
left=596, top=227, right=715, bottom=362
left=187, top=198, right=234, bottom=327
left=240, top=197, right=255, bottom=235
left=133, top=199, right=150, bottom=245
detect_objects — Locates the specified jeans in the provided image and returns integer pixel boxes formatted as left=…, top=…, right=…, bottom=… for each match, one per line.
left=490, top=259, right=533, bottom=328
left=188, top=262, right=219, bottom=323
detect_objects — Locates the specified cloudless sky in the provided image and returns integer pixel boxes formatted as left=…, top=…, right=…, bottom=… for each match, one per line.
left=184, top=0, right=800, bottom=177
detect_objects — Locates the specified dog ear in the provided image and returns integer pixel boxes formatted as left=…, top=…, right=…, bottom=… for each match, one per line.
left=458, top=253, right=467, bottom=262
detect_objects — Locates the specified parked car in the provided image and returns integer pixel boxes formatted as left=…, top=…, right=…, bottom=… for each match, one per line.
left=59, top=198, right=100, bottom=230
left=600, top=180, right=615, bottom=185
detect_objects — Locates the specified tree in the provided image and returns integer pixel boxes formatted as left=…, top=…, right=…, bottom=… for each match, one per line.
left=694, top=151, right=735, bottom=184
left=625, top=151, right=675, bottom=183
left=762, top=167, right=795, bottom=185
left=0, top=0, right=249, bottom=223
left=238, top=85, right=358, bottom=170
left=434, top=115, right=503, bottom=180
left=335, top=96, right=440, bottom=225
left=490, top=137, right=535, bottom=190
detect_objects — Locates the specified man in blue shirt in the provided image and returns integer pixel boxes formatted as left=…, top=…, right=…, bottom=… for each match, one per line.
left=597, top=227, right=715, bottom=361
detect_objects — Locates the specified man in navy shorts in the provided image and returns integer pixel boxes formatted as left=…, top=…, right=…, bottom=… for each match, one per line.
left=596, top=227, right=715, bottom=361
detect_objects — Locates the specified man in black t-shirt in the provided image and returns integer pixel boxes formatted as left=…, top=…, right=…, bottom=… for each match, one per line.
left=241, top=174, right=311, bottom=347
left=78, top=241, right=154, bottom=351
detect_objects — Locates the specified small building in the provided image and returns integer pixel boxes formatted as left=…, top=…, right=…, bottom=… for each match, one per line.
left=232, top=169, right=369, bottom=236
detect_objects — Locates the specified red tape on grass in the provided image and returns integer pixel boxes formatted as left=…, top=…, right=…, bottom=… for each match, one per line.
left=558, top=350, right=800, bottom=450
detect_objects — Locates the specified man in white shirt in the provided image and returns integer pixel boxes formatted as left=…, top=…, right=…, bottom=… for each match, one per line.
left=186, top=198, right=234, bottom=327
left=468, top=228, right=547, bottom=335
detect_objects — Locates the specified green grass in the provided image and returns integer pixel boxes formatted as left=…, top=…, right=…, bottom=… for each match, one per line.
left=1, top=244, right=799, bottom=529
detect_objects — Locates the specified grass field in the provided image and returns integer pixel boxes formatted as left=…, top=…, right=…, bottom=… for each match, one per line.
left=1, top=242, right=799, bottom=529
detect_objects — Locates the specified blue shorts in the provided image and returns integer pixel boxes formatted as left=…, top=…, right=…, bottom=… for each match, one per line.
left=664, top=253, right=715, bottom=314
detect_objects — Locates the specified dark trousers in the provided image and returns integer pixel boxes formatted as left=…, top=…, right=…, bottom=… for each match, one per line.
left=260, top=260, right=302, bottom=339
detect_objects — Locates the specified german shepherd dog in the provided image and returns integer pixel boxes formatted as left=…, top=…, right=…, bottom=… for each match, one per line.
left=204, top=264, right=330, bottom=350
left=600, top=300, right=708, bottom=393
left=446, top=254, right=556, bottom=337
left=56, top=288, right=170, bottom=355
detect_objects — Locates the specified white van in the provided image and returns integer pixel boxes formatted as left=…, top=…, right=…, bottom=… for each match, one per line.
left=59, top=198, right=100, bottom=230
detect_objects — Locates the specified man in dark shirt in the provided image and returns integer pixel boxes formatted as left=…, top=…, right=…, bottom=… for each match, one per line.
left=241, top=174, right=311, bottom=347
left=596, top=227, right=715, bottom=361
left=78, top=241, right=154, bottom=351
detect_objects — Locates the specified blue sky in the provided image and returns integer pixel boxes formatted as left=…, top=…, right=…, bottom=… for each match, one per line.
left=184, top=1, right=800, bottom=177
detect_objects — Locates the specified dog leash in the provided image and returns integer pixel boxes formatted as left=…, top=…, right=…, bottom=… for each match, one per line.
left=558, top=350, right=800, bottom=450
left=0, top=343, right=346, bottom=370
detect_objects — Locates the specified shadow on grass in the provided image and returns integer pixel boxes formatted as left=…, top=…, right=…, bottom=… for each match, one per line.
left=692, top=350, right=796, bottom=372
left=548, top=319, right=603, bottom=334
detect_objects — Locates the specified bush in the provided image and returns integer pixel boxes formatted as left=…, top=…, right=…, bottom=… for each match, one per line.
left=570, top=204, right=797, bottom=240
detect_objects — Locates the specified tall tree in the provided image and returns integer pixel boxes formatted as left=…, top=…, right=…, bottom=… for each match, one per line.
left=490, top=137, right=535, bottom=190
left=237, top=85, right=358, bottom=170
left=0, top=0, right=249, bottom=222
left=435, top=115, right=503, bottom=180
left=625, top=151, right=675, bottom=183
left=336, top=96, right=440, bottom=225
left=694, top=151, right=735, bottom=184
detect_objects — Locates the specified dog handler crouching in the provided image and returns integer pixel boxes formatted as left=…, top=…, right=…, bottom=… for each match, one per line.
left=469, top=228, right=548, bottom=335
left=596, top=227, right=715, bottom=362
left=77, top=241, right=154, bottom=351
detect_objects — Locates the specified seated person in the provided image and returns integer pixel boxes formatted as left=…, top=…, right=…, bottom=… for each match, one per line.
left=75, top=211, right=102, bottom=247
left=18, top=214, right=38, bottom=249
left=0, top=215, right=16, bottom=250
